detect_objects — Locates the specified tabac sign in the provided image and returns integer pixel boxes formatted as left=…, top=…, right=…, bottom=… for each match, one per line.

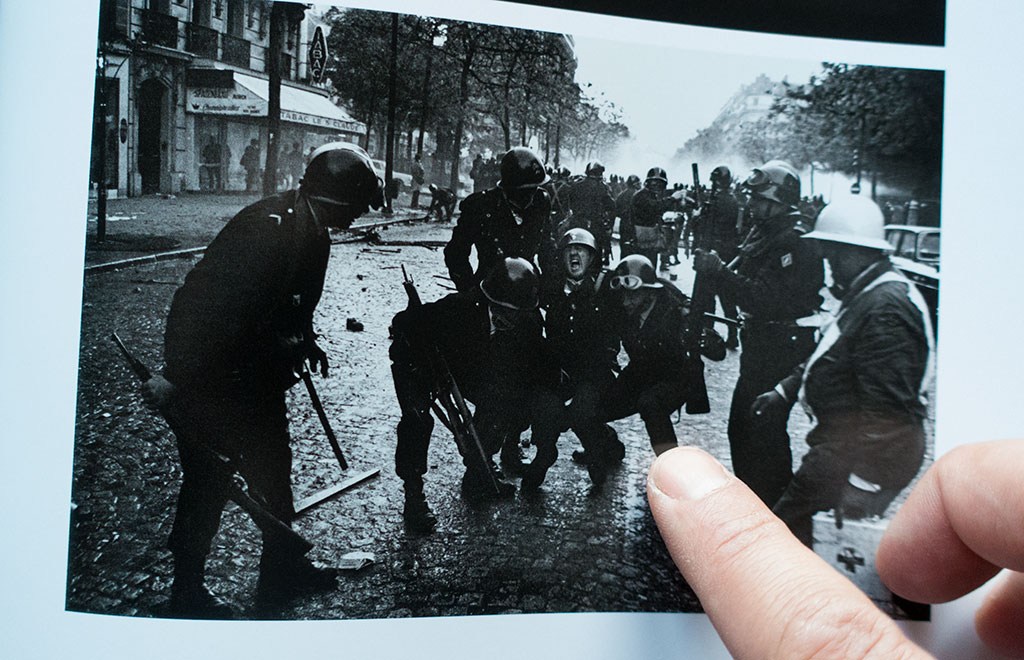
left=308, top=26, right=328, bottom=83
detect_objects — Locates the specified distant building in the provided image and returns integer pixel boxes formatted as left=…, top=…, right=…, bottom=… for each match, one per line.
left=94, top=0, right=366, bottom=196
left=713, top=74, right=788, bottom=135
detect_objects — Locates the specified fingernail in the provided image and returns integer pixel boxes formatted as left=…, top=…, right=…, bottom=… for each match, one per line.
left=650, top=448, right=731, bottom=501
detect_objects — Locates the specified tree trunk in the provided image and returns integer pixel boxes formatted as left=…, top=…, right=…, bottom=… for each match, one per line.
left=416, top=41, right=433, bottom=160
left=262, top=2, right=284, bottom=197
left=384, top=12, right=398, bottom=214
left=553, top=116, right=562, bottom=168
left=450, top=34, right=475, bottom=193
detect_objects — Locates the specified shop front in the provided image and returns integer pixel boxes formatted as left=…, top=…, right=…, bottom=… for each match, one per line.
left=185, top=69, right=365, bottom=192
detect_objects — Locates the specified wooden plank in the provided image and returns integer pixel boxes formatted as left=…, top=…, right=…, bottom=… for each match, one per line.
left=293, top=468, right=380, bottom=517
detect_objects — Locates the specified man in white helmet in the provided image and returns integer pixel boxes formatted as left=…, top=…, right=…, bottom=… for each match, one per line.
left=751, top=195, right=935, bottom=546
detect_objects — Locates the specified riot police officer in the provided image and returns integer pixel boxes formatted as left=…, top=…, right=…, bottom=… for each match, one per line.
left=615, top=174, right=642, bottom=258
left=541, top=228, right=622, bottom=485
left=631, top=167, right=680, bottom=271
left=444, top=147, right=557, bottom=292
left=754, top=195, right=934, bottom=545
left=694, top=160, right=824, bottom=506
left=600, top=255, right=718, bottom=457
left=143, top=142, right=385, bottom=617
left=563, top=161, right=616, bottom=264
left=691, top=165, right=742, bottom=347
left=390, top=258, right=563, bottom=533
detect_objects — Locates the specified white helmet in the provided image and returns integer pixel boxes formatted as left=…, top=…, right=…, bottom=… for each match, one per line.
left=803, top=195, right=892, bottom=251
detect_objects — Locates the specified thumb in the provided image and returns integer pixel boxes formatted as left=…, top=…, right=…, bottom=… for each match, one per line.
left=647, top=447, right=930, bottom=660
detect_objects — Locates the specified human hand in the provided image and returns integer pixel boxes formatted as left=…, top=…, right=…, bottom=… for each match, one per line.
left=305, top=338, right=329, bottom=378
left=142, top=375, right=175, bottom=411
left=647, top=447, right=931, bottom=659
left=877, top=438, right=1024, bottom=658
left=750, top=389, right=788, bottom=425
left=693, top=249, right=723, bottom=275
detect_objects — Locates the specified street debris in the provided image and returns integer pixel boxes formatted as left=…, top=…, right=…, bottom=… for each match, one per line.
left=338, top=551, right=375, bottom=571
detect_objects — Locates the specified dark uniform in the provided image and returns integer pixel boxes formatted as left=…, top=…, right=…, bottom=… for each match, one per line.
left=390, top=288, right=562, bottom=499
left=426, top=184, right=457, bottom=222
left=162, top=190, right=330, bottom=602
left=714, top=210, right=824, bottom=505
left=631, top=186, right=678, bottom=271
left=444, top=187, right=555, bottom=291
left=601, top=281, right=712, bottom=456
left=615, top=181, right=641, bottom=257
left=542, top=267, right=622, bottom=481
left=692, top=187, right=742, bottom=344
left=563, top=176, right=616, bottom=262
left=771, top=261, right=932, bottom=544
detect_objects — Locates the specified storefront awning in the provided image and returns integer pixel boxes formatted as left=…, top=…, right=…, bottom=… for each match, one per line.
left=186, top=70, right=366, bottom=135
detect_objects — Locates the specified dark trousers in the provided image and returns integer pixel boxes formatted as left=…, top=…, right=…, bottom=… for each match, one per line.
left=166, top=389, right=294, bottom=575
left=392, top=360, right=561, bottom=484
left=773, top=419, right=924, bottom=546
left=728, top=325, right=817, bottom=506
left=561, top=369, right=618, bottom=457
left=600, top=365, right=694, bottom=455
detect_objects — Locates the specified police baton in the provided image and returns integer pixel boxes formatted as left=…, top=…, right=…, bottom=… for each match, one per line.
left=300, top=369, right=349, bottom=471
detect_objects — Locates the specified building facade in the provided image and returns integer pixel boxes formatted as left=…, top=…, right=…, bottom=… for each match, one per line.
left=94, top=0, right=365, bottom=197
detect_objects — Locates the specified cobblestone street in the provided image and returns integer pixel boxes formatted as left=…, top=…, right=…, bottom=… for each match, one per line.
left=67, top=199, right=930, bottom=621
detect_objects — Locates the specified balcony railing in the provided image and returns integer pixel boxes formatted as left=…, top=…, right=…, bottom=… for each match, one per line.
left=186, top=23, right=219, bottom=59
left=222, top=33, right=251, bottom=68
left=139, top=9, right=179, bottom=49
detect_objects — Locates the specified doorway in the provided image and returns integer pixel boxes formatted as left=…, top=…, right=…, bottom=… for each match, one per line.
left=138, top=79, right=165, bottom=194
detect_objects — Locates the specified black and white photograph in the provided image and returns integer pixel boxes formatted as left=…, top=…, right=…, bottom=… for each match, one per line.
left=60, top=0, right=949, bottom=624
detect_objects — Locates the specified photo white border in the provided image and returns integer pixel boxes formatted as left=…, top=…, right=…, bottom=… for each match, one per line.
left=2, top=1, right=1021, bottom=657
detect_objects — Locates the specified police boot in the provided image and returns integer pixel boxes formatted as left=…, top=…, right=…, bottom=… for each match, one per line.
left=603, top=427, right=625, bottom=464
left=519, top=463, right=549, bottom=493
left=499, top=435, right=527, bottom=475
left=570, top=448, right=591, bottom=465
left=256, top=551, right=338, bottom=607
left=461, top=463, right=516, bottom=501
left=168, top=558, right=236, bottom=619
left=402, top=479, right=437, bottom=534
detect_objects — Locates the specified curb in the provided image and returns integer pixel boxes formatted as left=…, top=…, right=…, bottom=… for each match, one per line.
left=83, top=213, right=430, bottom=275
left=84, top=246, right=208, bottom=275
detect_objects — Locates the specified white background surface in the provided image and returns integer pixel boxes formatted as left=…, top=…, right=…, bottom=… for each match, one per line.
left=1, top=1, right=1021, bottom=657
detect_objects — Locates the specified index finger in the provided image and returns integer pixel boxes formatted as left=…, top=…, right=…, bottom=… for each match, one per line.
left=648, top=447, right=929, bottom=660
left=877, top=438, right=1024, bottom=601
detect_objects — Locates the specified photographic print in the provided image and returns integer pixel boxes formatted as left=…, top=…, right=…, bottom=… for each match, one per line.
left=67, top=0, right=942, bottom=623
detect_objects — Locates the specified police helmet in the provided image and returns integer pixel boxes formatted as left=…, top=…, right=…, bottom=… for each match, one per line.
left=626, top=174, right=641, bottom=187
left=559, top=228, right=598, bottom=253
left=645, top=167, right=668, bottom=186
left=497, top=147, right=549, bottom=190
left=585, top=161, right=605, bottom=177
left=609, top=255, right=663, bottom=290
left=742, top=160, right=800, bottom=206
left=301, top=142, right=385, bottom=210
left=710, top=165, right=732, bottom=188
left=803, top=195, right=893, bottom=251
left=479, top=257, right=540, bottom=310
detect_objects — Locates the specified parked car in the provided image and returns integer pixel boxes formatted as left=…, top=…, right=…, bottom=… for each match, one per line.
left=885, top=224, right=939, bottom=334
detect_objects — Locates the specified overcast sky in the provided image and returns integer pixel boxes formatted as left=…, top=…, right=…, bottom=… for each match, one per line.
left=570, top=34, right=823, bottom=178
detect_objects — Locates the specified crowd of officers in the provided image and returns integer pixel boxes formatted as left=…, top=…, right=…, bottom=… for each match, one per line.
left=143, top=142, right=934, bottom=618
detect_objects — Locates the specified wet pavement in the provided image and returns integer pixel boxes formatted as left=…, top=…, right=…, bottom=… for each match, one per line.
left=67, top=198, right=932, bottom=621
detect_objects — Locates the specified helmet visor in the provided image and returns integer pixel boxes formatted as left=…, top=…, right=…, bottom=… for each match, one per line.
left=743, top=168, right=771, bottom=190
left=609, top=274, right=645, bottom=291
